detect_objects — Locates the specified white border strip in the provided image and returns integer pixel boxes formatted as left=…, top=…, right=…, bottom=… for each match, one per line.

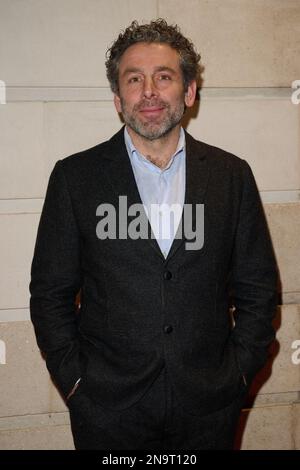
left=0, top=191, right=299, bottom=215
left=0, top=309, right=30, bottom=323
left=0, top=199, right=44, bottom=215
left=200, top=87, right=292, bottom=100
left=260, top=190, right=300, bottom=203
left=6, top=86, right=114, bottom=102
left=5, top=86, right=292, bottom=102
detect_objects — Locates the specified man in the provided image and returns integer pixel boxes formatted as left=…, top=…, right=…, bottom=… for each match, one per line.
left=30, top=19, right=278, bottom=450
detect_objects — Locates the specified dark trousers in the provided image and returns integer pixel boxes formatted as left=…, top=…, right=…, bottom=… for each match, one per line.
left=68, top=367, right=242, bottom=450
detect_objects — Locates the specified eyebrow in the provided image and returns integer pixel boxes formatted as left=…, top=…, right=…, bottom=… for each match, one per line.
left=121, top=66, right=177, bottom=77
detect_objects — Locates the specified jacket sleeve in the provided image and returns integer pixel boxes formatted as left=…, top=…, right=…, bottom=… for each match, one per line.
left=30, top=160, right=82, bottom=399
left=230, top=160, right=279, bottom=384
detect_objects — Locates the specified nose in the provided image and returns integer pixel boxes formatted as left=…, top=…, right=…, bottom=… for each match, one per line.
left=143, top=76, right=158, bottom=99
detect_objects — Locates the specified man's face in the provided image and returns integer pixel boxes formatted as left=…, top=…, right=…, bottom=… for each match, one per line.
left=114, top=42, right=196, bottom=141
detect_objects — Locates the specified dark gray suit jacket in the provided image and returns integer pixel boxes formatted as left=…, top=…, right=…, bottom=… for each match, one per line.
left=30, top=127, right=278, bottom=415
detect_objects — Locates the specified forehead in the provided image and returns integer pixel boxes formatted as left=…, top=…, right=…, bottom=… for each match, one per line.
left=118, top=42, right=181, bottom=73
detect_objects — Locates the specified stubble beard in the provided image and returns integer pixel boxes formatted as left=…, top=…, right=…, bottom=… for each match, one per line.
left=120, top=97, right=185, bottom=141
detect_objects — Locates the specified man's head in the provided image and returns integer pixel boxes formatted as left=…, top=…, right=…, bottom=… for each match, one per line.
left=106, top=19, right=201, bottom=142
left=105, top=19, right=201, bottom=95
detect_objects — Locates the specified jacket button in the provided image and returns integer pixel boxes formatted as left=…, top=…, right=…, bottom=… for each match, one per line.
left=163, top=270, right=172, bottom=280
left=164, top=325, right=173, bottom=334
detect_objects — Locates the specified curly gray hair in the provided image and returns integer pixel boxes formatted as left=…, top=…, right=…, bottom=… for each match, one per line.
left=105, top=19, right=201, bottom=94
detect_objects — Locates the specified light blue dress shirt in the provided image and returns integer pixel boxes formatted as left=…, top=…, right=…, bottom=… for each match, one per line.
left=124, top=127, right=186, bottom=258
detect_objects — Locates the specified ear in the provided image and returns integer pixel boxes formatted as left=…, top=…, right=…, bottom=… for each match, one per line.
left=184, top=80, right=197, bottom=108
left=114, top=94, right=122, bottom=113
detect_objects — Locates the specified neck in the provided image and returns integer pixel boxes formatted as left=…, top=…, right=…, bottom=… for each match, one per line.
left=126, top=125, right=181, bottom=169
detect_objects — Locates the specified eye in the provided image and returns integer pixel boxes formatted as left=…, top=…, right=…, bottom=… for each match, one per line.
left=128, top=76, right=142, bottom=84
left=158, top=74, right=171, bottom=81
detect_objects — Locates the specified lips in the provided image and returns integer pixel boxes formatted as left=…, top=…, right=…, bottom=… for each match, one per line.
left=139, top=106, right=164, bottom=115
left=137, top=101, right=167, bottom=118
left=136, top=100, right=167, bottom=112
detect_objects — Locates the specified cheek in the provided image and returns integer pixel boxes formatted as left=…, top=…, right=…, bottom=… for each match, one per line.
left=120, top=90, right=139, bottom=107
left=163, top=87, right=185, bottom=103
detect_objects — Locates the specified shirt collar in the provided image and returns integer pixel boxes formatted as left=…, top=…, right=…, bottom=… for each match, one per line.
left=124, top=126, right=185, bottom=173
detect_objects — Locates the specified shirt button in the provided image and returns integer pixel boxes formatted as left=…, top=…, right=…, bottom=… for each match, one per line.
left=164, top=325, right=173, bottom=334
left=163, top=270, right=172, bottom=280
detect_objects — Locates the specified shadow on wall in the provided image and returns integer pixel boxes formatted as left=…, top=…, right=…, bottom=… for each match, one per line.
left=234, top=304, right=281, bottom=450
left=233, top=176, right=282, bottom=449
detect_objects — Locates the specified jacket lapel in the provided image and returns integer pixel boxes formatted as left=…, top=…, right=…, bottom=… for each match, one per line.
left=167, top=131, right=210, bottom=260
left=100, top=127, right=163, bottom=258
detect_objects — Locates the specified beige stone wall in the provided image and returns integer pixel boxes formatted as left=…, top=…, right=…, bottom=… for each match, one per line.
left=0, top=0, right=299, bottom=449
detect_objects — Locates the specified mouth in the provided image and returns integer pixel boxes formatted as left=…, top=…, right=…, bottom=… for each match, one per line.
left=139, top=106, right=165, bottom=117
